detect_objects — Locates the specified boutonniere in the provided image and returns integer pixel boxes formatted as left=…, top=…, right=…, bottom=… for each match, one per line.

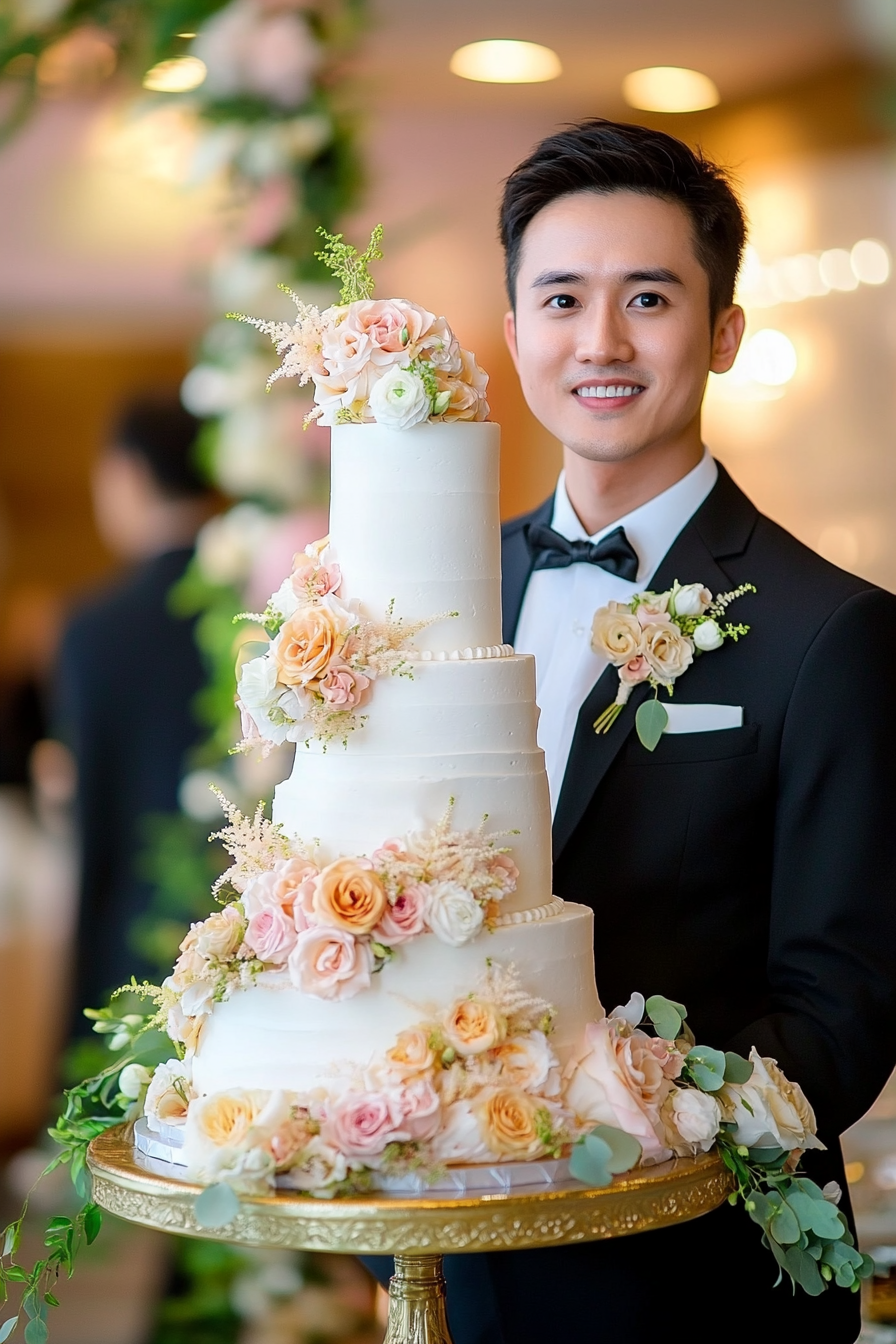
left=592, top=580, right=756, bottom=750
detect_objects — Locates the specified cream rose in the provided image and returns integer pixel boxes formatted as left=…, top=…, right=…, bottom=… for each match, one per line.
left=144, top=1060, right=194, bottom=1131
left=194, top=905, right=245, bottom=962
left=312, top=858, right=387, bottom=933
left=368, top=364, right=432, bottom=429
left=564, top=1019, right=682, bottom=1163
left=183, top=1087, right=291, bottom=1185
left=474, top=1087, right=546, bottom=1159
left=693, top=618, right=724, bottom=651
left=718, top=1050, right=823, bottom=1153
left=384, top=1026, right=436, bottom=1079
left=287, top=926, right=372, bottom=1000
left=425, top=881, right=485, bottom=946
left=429, top=1100, right=493, bottom=1164
left=242, top=858, right=320, bottom=920
left=494, top=1031, right=561, bottom=1096
left=642, top=622, right=694, bottom=685
left=662, top=1087, right=721, bottom=1154
left=591, top=605, right=643, bottom=663
left=443, top=997, right=505, bottom=1056
left=672, top=583, right=712, bottom=617
left=278, top=1136, right=348, bottom=1191
left=274, top=605, right=346, bottom=686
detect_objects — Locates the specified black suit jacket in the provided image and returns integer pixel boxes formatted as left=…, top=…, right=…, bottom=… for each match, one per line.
left=445, top=462, right=896, bottom=1343
left=56, top=548, right=206, bottom=1019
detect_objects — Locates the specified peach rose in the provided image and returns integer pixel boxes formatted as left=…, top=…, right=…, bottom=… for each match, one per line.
left=564, top=1019, right=682, bottom=1163
left=291, top=552, right=342, bottom=599
left=487, top=852, right=519, bottom=894
left=374, top=885, right=429, bottom=945
left=270, top=1114, right=315, bottom=1167
left=384, top=1026, right=436, bottom=1079
left=474, top=1087, right=545, bottom=1159
left=144, top=1060, right=194, bottom=1131
left=245, top=905, right=298, bottom=965
left=618, top=655, right=651, bottom=686
left=312, top=858, right=387, bottom=933
left=443, top=997, right=506, bottom=1056
left=642, top=622, right=693, bottom=685
left=274, top=605, right=346, bottom=686
left=591, top=605, right=643, bottom=663
left=318, top=663, right=371, bottom=708
left=242, top=858, right=319, bottom=920
left=287, top=926, right=372, bottom=1000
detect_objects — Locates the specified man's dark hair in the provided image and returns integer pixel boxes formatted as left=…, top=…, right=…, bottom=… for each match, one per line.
left=111, top=394, right=208, bottom=499
left=500, top=118, right=747, bottom=322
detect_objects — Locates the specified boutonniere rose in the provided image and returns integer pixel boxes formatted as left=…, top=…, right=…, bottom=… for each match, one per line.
left=592, top=579, right=756, bottom=750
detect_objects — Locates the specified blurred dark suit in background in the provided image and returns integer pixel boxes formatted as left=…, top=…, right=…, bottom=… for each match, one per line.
left=55, top=395, right=215, bottom=1019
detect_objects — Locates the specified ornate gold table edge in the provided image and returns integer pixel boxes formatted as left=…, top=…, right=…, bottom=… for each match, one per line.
left=87, top=1126, right=734, bottom=1256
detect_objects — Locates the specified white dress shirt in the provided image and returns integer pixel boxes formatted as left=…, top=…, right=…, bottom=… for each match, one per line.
left=515, top=450, right=718, bottom=813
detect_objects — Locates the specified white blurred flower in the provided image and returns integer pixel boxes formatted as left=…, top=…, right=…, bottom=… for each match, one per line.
left=119, top=1063, right=152, bottom=1099
left=193, top=0, right=321, bottom=110
left=195, top=503, right=275, bottom=587
left=214, top=403, right=309, bottom=504
left=179, top=770, right=231, bottom=822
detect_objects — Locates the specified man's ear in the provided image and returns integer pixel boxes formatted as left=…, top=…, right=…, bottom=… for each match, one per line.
left=504, top=310, right=520, bottom=375
left=710, top=304, right=746, bottom=375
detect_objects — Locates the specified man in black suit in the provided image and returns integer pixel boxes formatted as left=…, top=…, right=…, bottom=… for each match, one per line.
left=370, top=120, right=896, bottom=1342
left=56, top=396, right=214, bottom=1021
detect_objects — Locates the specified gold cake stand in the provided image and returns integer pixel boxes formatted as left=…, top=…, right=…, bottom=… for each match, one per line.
left=88, top=1126, right=733, bottom=1343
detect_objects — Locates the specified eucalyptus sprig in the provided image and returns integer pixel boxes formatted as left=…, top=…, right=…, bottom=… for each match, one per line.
left=0, top=1004, right=162, bottom=1341
left=314, top=223, right=384, bottom=304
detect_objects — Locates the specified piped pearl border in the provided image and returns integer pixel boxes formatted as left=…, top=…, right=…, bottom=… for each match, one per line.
left=404, top=644, right=515, bottom=661
left=492, top=896, right=564, bottom=926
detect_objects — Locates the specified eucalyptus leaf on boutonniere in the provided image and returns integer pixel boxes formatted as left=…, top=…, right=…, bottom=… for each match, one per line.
left=591, top=580, right=756, bottom=750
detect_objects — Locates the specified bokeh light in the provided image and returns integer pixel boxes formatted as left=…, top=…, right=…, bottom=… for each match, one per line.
left=742, top=329, right=798, bottom=386
left=143, top=55, right=207, bottom=93
left=449, top=40, right=561, bottom=84
left=622, top=66, right=719, bottom=112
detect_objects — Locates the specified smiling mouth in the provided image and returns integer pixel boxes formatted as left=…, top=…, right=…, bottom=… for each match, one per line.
left=574, top=383, right=646, bottom=400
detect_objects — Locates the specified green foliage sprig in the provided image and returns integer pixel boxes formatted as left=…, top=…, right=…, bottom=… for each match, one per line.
left=314, top=223, right=383, bottom=303
left=0, top=1006, right=164, bottom=1341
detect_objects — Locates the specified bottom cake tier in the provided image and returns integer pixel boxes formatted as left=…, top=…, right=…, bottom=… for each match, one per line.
left=191, top=901, right=600, bottom=1096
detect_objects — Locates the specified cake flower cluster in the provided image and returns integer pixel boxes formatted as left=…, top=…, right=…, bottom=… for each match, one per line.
left=230, top=225, right=489, bottom=428
left=148, top=964, right=567, bottom=1194
left=591, top=579, right=756, bottom=750
left=236, top=536, right=451, bottom=748
left=162, top=795, right=519, bottom=1053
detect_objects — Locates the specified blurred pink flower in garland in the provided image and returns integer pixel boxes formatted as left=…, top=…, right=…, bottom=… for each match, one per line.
left=193, top=0, right=321, bottom=109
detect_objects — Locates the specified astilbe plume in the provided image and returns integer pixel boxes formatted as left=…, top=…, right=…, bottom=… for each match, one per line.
left=209, top=788, right=308, bottom=896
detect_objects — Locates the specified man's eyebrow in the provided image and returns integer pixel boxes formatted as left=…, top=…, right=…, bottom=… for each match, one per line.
left=529, top=267, right=684, bottom=288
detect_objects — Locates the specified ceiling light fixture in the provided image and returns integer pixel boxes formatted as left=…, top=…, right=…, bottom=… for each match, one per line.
left=143, top=55, right=207, bottom=92
left=449, top=39, right=561, bottom=84
left=622, top=66, right=719, bottom=113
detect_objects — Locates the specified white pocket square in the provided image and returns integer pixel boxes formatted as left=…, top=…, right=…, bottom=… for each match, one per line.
left=663, top=703, right=744, bottom=734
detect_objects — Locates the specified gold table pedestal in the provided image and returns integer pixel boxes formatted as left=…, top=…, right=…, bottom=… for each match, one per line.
left=88, top=1127, right=733, bottom=1344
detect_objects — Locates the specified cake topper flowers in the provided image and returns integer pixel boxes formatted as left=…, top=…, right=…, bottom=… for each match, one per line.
left=229, top=225, right=490, bottom=427
left=591, top=580, right=756, bottom=750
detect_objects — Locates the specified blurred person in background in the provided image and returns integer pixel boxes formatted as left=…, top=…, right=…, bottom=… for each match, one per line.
left=55, top=394, right=216, bottom=1022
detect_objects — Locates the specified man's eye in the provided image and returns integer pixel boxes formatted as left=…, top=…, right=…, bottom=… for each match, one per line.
left=548, top=294, right=578, bottom=309
left=631, top=292, right=664, bottom=309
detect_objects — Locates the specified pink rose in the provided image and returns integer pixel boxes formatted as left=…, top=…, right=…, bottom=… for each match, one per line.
left=242, top=858, right=320, bottom=920
left=618, top=655, right=651, bottom=686
left=371, top=838, right=406, bottom=863
left=324, top=1089, right=408, bottom=1158
left=318, top=663, right=371, bottom=708
left=374, top=885, right=429, bottom=945
left=237, top=699, right=262, bottom=744
left=245, top=906, right=298, bottom=965
left=487, top=852, right=519, bottom=894
left=348, top=299, right=419, bottom=354
left=291, top=551, right=342, bottom=598
left=392, top=1078, right=441, bottom=1141
left=636, top=601, right=672, bottom=628
left=564, top=1018, right=684, bottom=1162
left=287, top=926, right=372, bottom=1000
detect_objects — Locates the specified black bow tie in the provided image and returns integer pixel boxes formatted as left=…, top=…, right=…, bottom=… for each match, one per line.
left=524, top=521, right=640, bottom=582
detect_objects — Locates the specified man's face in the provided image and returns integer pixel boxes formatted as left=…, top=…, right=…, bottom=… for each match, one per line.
left=505, top=190, right=743, bottom=464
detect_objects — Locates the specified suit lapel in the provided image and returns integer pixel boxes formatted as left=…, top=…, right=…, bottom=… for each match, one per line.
left=501, top=497, right=552, bottom=645
left=551, top=464, right=758, bottom=859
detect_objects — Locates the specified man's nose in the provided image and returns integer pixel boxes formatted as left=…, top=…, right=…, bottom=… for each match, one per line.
left=575, top=301, right=635, bottom=366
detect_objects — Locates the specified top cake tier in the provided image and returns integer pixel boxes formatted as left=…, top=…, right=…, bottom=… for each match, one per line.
left=329, top=422, right=503, bottom=652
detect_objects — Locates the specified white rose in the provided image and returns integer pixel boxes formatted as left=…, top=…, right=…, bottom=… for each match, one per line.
left=237, top=655, right=279, bottom=713
left=367, top=364, right=432, bottom=429
left=671, top=583, right=712, bottom=617
left=665, top=1088, right=721, bottom=1153
left=718, top=1049, right=824, bottom=1153
left=494, top=1031, right=562, bottom=1095
left=269, top=576, right=300, bottom=622
left=119, top=1063, right=152, bottom=1099
left=693, top=619, right=724, bottom=651
left=428, top=1101, right=493, bottom=1164
left=181, top=980, right=215, bottom=1018
left=425, top=881, right=485, bottom=946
